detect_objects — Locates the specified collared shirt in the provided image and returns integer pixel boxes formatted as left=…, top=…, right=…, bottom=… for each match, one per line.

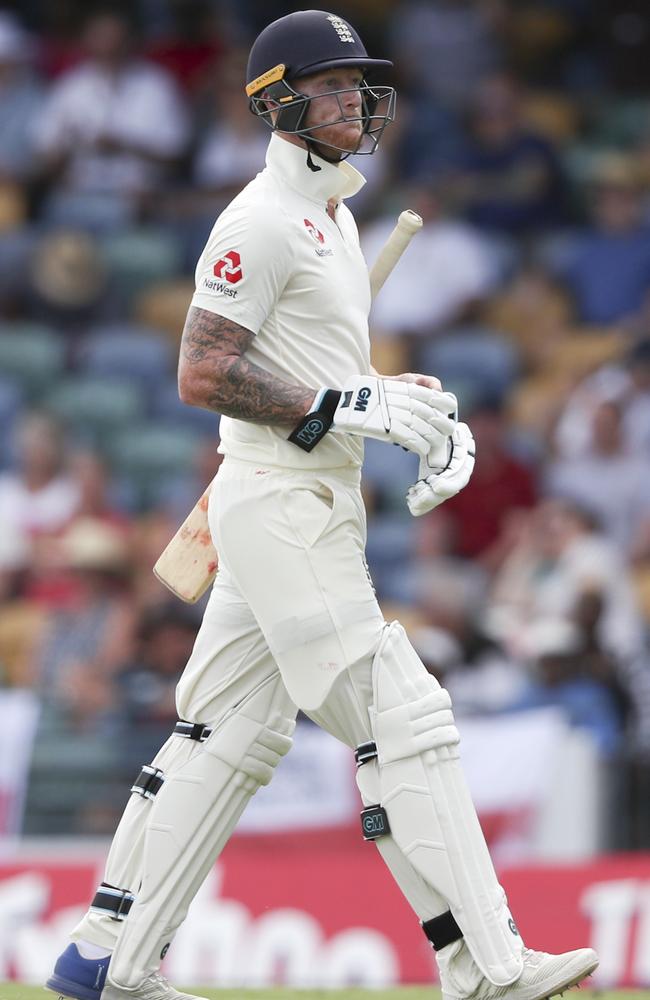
left=191, top=133, right=370, bottom=470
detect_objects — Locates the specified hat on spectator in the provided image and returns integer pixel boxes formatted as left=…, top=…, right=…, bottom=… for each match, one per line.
left=521, top=618, right=582, bottom=660
left=59, top=518, right=129, bottom=572
left=30, top=231, right=106, bottom=308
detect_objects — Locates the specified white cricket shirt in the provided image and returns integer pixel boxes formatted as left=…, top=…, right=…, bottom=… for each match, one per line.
left=191, top=133, right=371, bottom=470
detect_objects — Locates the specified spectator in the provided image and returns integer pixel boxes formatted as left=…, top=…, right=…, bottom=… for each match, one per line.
left=116, top=602, right=201, bottom=765
left=554, top=337, right=650, bottom=459
left=362, top=184, right=496, bottom=339
left=0, top=12, right=43, bottom=183
left=31, top=516, right=137, bottom=690
left=545, top=399, right=650, bottom=556
left=145, top=0, right=223, bottom=94
left=193, top=51, right=268, bottom=204
left=67, top=448, right=131, bottom=529
left=32, top=7, right=189, bottom=226
left=391, top=0, right=504, bottom=109
left=487, top=498, right=645, bottom=660
left=512, top=618, right=625, bottom=758
left=552, top=154, right=650, bottom=326
left=0, top=412, right=79, bottom=576
left=451, top=72, right=566, bottom=234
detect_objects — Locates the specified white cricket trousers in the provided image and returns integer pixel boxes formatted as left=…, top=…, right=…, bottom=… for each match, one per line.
left=180, top=456, right=385, bottom=740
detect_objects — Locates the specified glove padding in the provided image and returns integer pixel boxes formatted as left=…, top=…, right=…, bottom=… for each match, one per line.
left=406, top=421, right=476, bottom=516
left=331, top=375, right=457, bottom=458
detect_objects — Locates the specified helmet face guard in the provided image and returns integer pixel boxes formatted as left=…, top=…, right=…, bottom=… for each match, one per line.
left=247, top=65, right=396, bottom=158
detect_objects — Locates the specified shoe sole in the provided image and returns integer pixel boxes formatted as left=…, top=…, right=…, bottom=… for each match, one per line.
left=44, top=977, right=98, bottom=1000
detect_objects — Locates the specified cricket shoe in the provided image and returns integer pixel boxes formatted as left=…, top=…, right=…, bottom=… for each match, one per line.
left=442, top=946, right=598, bottom=1000
left=46, top=943, right=208, bottom=1000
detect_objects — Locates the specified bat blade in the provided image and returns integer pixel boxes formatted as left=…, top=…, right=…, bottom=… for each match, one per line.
left=153, top=486, right=218, bottom=602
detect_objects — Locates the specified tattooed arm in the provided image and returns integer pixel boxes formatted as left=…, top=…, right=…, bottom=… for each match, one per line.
left=178, top=306, right=315, bottom=424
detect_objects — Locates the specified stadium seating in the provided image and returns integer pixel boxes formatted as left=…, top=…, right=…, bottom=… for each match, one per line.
left=78, top=324, right=174, bottom=391
left=101, top=227, right=184, bottom=308
left=44, top=375, right=145, bottom=446
left=0, top=322, right=66, bottom=398
left=152, top=380, right=221, bottom=436
left=108, top=421, right=204, bottom=510
left=416, top=326, right=521, bottom=398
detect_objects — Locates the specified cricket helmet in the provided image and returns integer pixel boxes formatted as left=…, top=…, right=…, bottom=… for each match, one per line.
left=245, top=10, right=395, bottom=158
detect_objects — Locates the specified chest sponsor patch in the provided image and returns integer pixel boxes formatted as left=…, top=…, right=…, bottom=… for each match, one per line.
left=304, top=219, right=334, bottom=257
left=304, top=218, right=325, bottom=244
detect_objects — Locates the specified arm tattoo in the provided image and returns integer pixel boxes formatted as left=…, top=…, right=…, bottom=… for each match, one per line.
left=180, top=306, right=314, bottom=425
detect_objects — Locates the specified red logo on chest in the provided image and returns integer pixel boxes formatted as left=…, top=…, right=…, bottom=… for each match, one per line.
left=213, top=250, right=243, bottom=284
left=303, top=218, right=325, bottom=244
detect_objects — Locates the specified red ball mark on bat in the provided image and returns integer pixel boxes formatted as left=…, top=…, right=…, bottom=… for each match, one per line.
left=303, top=219, right=324, bottom=244
left=199, top=495, right=209, bottom=511
left=213, top=250, right=243, bottom=284
left=207, top=560, right=218, bottom=574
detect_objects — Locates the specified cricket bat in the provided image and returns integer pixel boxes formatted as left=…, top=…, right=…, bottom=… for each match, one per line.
left=154, top=210, right=424, bottom=602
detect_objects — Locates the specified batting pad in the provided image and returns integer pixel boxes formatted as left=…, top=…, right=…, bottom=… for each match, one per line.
left=370, top=622, right=524, bottom=986
left=356, top=758, right=451, bottom=921
left=94, top=678, right=294, bottom=990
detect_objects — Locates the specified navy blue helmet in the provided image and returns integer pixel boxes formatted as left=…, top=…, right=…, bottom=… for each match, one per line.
left=245, top=10, right=395, bottom=158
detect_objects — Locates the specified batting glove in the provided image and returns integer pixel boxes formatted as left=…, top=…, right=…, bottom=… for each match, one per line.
left=288, top=376, right=457, bottom=457
left=406, top=421, right=476, bottom=516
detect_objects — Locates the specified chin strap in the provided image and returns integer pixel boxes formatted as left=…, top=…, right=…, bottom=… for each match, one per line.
left=305, top=146, right=322, bottom=172
left=304, top=137, right=345, bottom=172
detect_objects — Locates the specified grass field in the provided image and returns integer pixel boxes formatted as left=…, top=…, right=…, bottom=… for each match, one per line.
left=2, top=988, right=650, bottom=1000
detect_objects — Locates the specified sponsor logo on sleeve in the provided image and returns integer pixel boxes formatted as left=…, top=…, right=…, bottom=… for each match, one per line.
left=202, top=250, right=243, bottom=298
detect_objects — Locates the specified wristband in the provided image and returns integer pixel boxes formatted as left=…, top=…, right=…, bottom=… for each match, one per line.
left=288, top=388, right=341, bottom=451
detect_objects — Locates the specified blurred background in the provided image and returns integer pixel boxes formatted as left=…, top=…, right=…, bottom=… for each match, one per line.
left=1, top=0, right=650, bottom=989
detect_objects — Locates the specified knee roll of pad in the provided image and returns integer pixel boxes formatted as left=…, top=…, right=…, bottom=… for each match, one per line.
left=369, top=622, right=524, bottom=987
left=202, top=708, right=295, bottom=786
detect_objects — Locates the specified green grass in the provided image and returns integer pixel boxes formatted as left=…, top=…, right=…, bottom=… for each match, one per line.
left=1, top=989, right=649, bottom=1000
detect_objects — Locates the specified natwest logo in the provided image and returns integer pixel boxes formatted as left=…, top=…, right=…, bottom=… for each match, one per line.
left=304, top=219, right=325, bottom=244
left=213, top=250, right=243, bottom=284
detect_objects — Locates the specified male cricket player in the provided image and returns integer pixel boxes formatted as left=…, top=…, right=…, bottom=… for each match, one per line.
left=47, top=11, right=598, bottom=1000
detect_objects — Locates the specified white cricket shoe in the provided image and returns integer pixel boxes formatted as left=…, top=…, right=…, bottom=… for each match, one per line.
left=442, top=946, right=598, bottom=1000
left=102, top=972, right=209, bottom=1000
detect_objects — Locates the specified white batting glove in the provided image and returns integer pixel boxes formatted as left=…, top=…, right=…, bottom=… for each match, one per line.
left=289, top=375, right=457, bottom=457
left=406, top=422, right=476, bottom=516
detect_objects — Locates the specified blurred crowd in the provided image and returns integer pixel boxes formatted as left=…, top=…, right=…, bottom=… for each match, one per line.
left=1, top=0, right=650, bottom=847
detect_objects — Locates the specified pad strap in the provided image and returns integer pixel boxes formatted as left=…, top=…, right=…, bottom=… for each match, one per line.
left=355, top=740, right=378, bottom=767
left=89, top=882, right=135, bottom=921
left=131, top=765, right=164, bottom=800
left=422, top=910, right=464, bottom=950
left=174, top=720, right=212, bottom=742
left=288, top=388, right=341, bottom=452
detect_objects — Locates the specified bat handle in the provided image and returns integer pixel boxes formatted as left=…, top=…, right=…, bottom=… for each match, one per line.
left=396, top=209, right=423, bottom=235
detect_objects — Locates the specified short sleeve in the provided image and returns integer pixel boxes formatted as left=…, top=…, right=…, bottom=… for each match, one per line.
left=191, top=199, right=295, bottom=334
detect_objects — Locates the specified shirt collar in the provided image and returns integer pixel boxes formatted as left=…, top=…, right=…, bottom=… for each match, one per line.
left=265, top=133, right=366, bottom=204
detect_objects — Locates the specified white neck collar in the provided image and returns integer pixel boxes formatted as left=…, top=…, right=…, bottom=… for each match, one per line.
left=265, top=133, right=366, bottom=205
